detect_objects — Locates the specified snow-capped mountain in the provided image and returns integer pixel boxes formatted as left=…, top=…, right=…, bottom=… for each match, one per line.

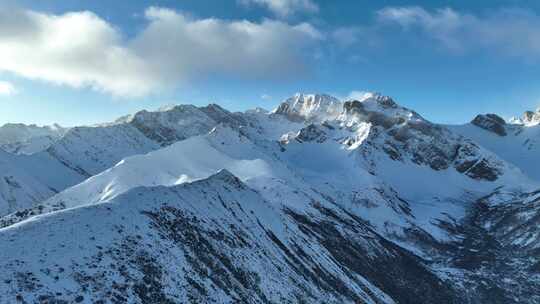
left=0, top=170, right=464, bottom=303
left=0, top=93, right=539, bottom=303
left=0, top=123, right=67, bottom=154
left=0, top=104, right=245, bottom=216
left=450, top=111, right=540, bottom=180
left=273, top=93, right=343, bottom=122
left=511, top=107, right=540, bottom=126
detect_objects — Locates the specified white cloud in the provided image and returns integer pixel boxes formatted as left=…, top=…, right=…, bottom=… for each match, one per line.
left=344, top=91, right=372, bottom=101
left=0, top=81, right=16, bottom=96
left=377, top=6, right=540, bottom=57
left=332, top=27, right=363, bottom=48
left=261, top=94, right=272, bottom=100
left=0, top=7, right=323, bottom=97
left=239, top=0, right=319, bottom=17
left=331, top=26, right=381, bottom=49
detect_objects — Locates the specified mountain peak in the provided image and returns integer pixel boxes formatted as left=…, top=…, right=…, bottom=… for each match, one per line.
left=0, top=123, right=67, bottom=154
left=522, top=108, right=540, bottom=126
left=340, top=94, right=424, bottom=128
left=273, top=93, right=343, bottom=122
left=350, top=92, right=399, bottom=109
left=504, top=107, right=540, bottom=126
left=471, top=114, right=507, bottom=136
left=207, top=169, right=241, bottom=184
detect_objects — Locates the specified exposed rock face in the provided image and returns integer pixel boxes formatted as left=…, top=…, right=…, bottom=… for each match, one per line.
left=295, top=124, right=327, bottom=143
left=273, top=93, right=343, bottom=122
left=471, top=114, right=507, bottom=136
left=127, top=105, right=221, bottom=146
left=455, top=149, right=502, bottom=181
left=338, top=96, right=505, bottom=181
left=342, top=100, right=409, bottom=129
left=450, top=113, right=540, bottom=181
left=126, top=104, right=246, bottom=147
left=477, top=189, right=540, bottom=250
left=440, top=190, right=540, bottom=303
left=522, top=109, right=540, bottom=125
left=508, top=108, right=540, bottom=126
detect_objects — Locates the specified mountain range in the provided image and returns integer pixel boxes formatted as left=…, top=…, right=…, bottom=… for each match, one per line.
left=0, top=93, right=539, bottom=303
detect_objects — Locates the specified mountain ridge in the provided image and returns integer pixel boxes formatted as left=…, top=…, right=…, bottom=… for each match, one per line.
left=0, top=92, right=539, bottom=303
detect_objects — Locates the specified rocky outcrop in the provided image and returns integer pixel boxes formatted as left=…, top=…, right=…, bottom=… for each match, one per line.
left=471, top=114, right=507, bottom=136
left=340, top=96, right=505, bottom=181
left=295, top=124, right=327, bottom=143
left=522, top=109, right=540, bottom=125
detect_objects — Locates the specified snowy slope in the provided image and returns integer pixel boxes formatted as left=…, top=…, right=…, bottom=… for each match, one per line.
left=0, top=124, right=153, bottom=216
left=0, top=104, right=246, bottom=215
left=0, top=170, right=465, bottom=304
left=274, top=94, right=535, bottom=243
left=0, top=150, right=56, bottom=215
left=450, top=118, right=540, bottom=181
left=476, top=187, right=540, bottom=250
left=0, top=123, right=67, bottom=154
left=44, top=120, right=414, bottom=243
left=38, top=93, right=533, bottom=246
left=44, top=124, right=159, bottom=178
left=1, top=135, right=59, bottom=155
left=40, top=103, right=245, bottom=178
left=0, top=92, right=539, bottom=303
left=46, top=126, right=278, bottom=208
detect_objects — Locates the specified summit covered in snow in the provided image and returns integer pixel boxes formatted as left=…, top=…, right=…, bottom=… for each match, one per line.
left=0, top=92, right=539, bottom=303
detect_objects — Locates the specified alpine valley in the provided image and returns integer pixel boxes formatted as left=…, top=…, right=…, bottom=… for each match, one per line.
left=1, top=93, right=539, bottom=303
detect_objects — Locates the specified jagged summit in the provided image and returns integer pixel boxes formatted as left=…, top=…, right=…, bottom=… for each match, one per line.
left=339, top=93, right=424, bottom=127
left=497, top=107, right=540, bottom=126
left=345, top=91, right=397, bottom=106
left=273, top=93, right=343, bottom=121
left=273, top=92, right=424, bottom=128
left=521, top=108, right=540, bottom=126
left=204, top=169, right=244, bottom=187
left=116, top=104, right=201, bottom=124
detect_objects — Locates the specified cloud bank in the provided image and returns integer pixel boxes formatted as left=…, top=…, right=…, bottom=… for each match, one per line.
left=377, top=6, right=540, bottom=57
left=0, top=7, right=322, bottom=97
left=0, top=81, right=16, bottom=96
left=239, top=0, right=319, bottom=17
left=2, top=5, right=540, bottom=98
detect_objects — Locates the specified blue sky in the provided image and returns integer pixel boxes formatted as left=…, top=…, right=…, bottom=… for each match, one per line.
left=1, top=0, right=540, bottom=126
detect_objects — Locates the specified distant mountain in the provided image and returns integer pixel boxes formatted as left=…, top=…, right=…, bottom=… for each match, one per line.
left=0, top=94, right=539, bottom=303
left=273, top=93, right=343, bottom=121
left=0, top=104, right=245, bottom=216
left=508, top=107, right=540, bottom=126
left=450, top=111, right=540, bottom=180
left=0, top=149, right=56, bottom=215
left=0, top=123, right=67, bottom=154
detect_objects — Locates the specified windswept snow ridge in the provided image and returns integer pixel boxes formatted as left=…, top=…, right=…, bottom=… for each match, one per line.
left=0, top=93, right=539, bottom=303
